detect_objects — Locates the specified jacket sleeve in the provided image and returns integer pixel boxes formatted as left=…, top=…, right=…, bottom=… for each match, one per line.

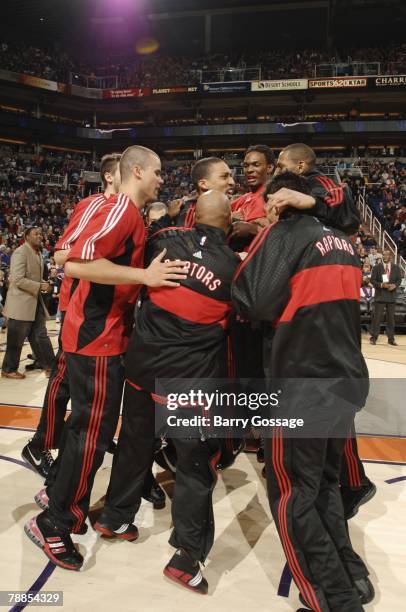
left=370, top=264, right=382, bottom=290
left=311, top=176, right=360, bottom=235
left=11, top=250, right=40, bottom=297
left=231, top=223, right=293, bottom=322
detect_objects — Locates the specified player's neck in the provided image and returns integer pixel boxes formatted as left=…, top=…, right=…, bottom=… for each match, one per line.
left=249, top=183, right=264, bottom=194
left=119, top=182, right=147, bottom=209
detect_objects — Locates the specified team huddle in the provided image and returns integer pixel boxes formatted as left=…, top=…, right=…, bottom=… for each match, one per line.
left=21, top=143, right=375, bottom=612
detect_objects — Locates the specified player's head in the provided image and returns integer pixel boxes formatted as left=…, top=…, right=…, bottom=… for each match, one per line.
left=191, top=157, right=235, bottom=195
left=275, top=143, right=316, bottom=176
left=145, top=202, right=168, bottom=226
left=195, top=190, right=232, bottom=233
left=242, top=145, right=275, bottom=189
left=264, top=172, right=311, bottom=222
left=100, top=153, right=121, bottom=195
left=119, top=145, right=163, bottom=203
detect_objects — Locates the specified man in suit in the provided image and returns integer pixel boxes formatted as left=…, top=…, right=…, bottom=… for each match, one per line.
left=370, top=250, right=403, bottom=346
left=1, top=227, right=55, bottom=379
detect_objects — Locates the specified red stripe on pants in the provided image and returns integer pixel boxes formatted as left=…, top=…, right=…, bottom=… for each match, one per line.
left=70, top=356, right=107, bottom=531
left=273, top=428, right=321, bottom=612
left=45, top=352, right=67, bottom=449
left=343, top=437, right=362, bottom=488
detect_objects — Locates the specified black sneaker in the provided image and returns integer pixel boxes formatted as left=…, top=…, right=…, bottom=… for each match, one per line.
left=164, top=548, right=208, bottom=594
left=34, top=490, right=88, bottom=535
left=354, top=576, right=375, bottom=604
left=22, top=441, right=54, bottom=479
left=93, top=519, right=138, bottom=541
left=24, top=511, right=83, bottom=571
left=25, top=360, right=43, bottom=371
left=142, top=476, right=166, bottom=509
left=106, top=439, right=117, bottom=455
left=341, top=480, right=377, bottom=519
left=256, top=446, right=265, bottom=463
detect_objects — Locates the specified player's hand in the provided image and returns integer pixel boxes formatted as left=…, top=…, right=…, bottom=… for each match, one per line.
left=231, top=221, right=258, bottom=239
left=167, top=199, right=183, bottom=218
left=143, top=249, right=188, bottom=288
left=40, top=281, right=50, bottom=293
left=267, top=188, right=316, bottom=212
left=387, top=283, right=397, bottom=291
left=232, top=210, right=243, bottom=221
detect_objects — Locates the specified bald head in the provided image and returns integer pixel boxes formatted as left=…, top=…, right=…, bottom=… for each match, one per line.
left=195, top=190, right=231, bottom=233
left=276, top=143, right=316, bottom=176
left=119, top=145, right=160, bottom=183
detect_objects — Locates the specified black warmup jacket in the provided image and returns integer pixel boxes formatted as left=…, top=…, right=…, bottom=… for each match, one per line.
left=126, top=223, right=239, bottom=392
left=306, top=168, right=360, bottom=235
left=232, top=213, right=368, bottom=390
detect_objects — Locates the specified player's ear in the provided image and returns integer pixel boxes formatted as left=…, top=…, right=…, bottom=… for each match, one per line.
left=132, top=165, right=143, bottom=180
left=198, top=178, right=208, bottom=192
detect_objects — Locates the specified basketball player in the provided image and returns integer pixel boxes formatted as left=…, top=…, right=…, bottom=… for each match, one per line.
left=271, top=143, right=376, bottom=517
left=21, top=153, right=121, bottom=478
left=94, top=191, right=239, bottom=593
left=24, top=145, right=188, bottom=571
left=232, top=171, right=374, bottom=611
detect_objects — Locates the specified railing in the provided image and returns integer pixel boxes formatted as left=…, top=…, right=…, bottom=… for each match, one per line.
left=357, top=189, right=406, bottom=275
left=193, top=66, right=261, bottom=83
left=69, top=72, right=119, bottom=89
left=315, top=62, right=380, bottom=77
left=7, top=171, right=79, bottom=187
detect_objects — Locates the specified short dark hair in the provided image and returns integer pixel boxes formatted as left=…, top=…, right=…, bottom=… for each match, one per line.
left=100, top=153, right=121, bottom=188
left=191, top=157, right=223, bottom=191
left=264, top=171, right=311, bottom=200
left=24, top=226, right=40, bottom=239
left=245, top=144, right=275, bottom=165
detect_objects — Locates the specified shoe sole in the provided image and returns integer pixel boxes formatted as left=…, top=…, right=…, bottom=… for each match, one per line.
left=163, top=566, right=208, bottom=594
left=24, top=517, right=82, bottom=571
left=346, top=484, right=377, bottom=520
left=93, top=522, right=139, bottom=541
left=34, top=492, right=49, bottom=511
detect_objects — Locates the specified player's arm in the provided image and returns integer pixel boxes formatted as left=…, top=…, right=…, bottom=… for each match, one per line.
left=54, top=249, right=70, bottom=267
left=66, top=249, right=187, bottom=288
left=311, top=178, right=360, bottom=235
left=232, top=223, right=292, bottom=322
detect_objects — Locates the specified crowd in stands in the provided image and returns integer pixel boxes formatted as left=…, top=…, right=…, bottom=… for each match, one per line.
left=1, top=40, right=406, bottom=88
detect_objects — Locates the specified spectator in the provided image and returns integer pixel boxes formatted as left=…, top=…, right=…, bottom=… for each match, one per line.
left=1, top=227, right=55, bottom=379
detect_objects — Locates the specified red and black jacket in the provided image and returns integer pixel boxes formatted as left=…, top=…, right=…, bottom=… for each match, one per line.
left=232, top=213, right=368, bottom=392
left=126, top=223, right=239, bottom=392
left=306, top=168, right=360, bottom=236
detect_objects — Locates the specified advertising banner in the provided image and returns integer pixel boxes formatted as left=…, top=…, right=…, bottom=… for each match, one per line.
left=102, top=87, right=151, bottom=99
left=309, top=77, right=368, bottom=89
left=372, top=75, right=406, bottom=87
left=152, top=86, right=198, bottom=94
left=199, top=81, right=251, bottom=94
left=252, top=79, right=308, bottom=91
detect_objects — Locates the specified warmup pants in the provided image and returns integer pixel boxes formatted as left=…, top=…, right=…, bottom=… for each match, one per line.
left=370, top=302, right=396, bottom=341
left=340, top=421, right=368, bottom=489
left=229, top=319, right=263, bottom=378
left=101, top=382, right=220, bottom=562
left=265, top=416, right=368, bottom=612
left=2, top=303, right=54, bottom=373
left=47, top=352, right=124, bottom=533
left=33, top=313, right=70, bottom=450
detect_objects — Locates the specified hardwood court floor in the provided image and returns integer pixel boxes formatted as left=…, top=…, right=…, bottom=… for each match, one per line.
left=0, top=325, right=405, bottom=611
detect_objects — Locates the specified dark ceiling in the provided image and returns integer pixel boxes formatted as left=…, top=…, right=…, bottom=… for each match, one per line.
left=1, top=0, right=405, bottom=56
